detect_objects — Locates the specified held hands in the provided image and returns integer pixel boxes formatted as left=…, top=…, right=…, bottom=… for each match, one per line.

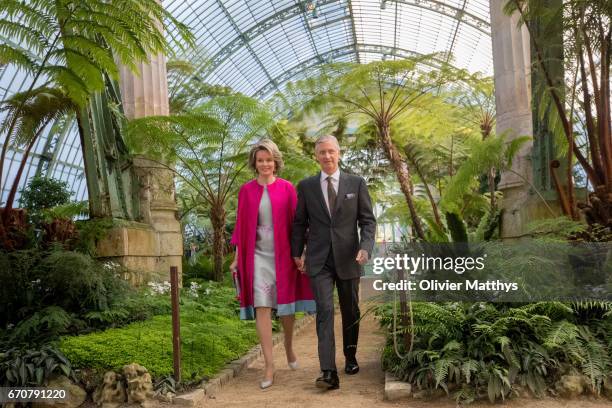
left=293, top=257, right=306, bottom=274
left=355, top=249, right=369, bottom=265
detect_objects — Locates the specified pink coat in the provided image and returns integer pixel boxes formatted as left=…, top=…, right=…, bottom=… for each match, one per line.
left=231, top=178, right=315, bottom=320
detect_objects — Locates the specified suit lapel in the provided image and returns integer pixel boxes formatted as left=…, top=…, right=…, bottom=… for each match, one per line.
left=333, top=171, right=347, bottom=217
left=313, top=172, right=331, bottom=219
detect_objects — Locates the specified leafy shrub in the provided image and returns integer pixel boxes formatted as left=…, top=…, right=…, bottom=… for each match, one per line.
left=18, top=176, right=73, bottom=224
left=0, top=345, right=76, bottom=386
left=377, top=301, right=612, bottom=404
left=183, top=254, right=234, bottom=284
left=42, top=250, right=108, bottom=310
left=5, top=306, right=84, bottom=346
left=183, top=255, right=215, bottom=281
left=0, top=248, right=169, bottom=347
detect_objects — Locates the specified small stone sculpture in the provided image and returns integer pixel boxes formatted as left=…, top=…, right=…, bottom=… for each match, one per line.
left=122, top=363, right=155, bottom=405
left=93, top=371, right=126, bottom=407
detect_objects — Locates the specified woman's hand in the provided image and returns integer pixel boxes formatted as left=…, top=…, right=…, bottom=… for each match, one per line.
left=230, top=259, right=238, bottom=273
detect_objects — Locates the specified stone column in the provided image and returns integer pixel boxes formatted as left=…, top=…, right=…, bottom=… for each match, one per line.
left=490, top=0, right=535, bottom=238
left=491, top=0, right=565, bottom=239
left=97, top=52, right=183, bottom=285
left=119, top=53, right=169, bottom=118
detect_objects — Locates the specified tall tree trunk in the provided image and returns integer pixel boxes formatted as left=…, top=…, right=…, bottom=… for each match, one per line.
left=210, top=203, right=226, bottom=281
left=405, top=146, right=443, bottom=228
left=488, top=167, right=496, bottom=211
left=396, top=267, right=412, bottom=350
left=481, top=119, right=496, bottom=212
left=378, top=122, right=425, bottom=240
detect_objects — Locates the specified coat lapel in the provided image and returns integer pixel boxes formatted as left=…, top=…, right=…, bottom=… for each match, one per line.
left=333, top=171, right=347, bottom=217
left=314, top=172, right=331, bottom=219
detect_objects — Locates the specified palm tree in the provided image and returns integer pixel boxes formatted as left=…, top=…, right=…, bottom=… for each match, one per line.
left=281, top=56, right=464, bottom=240
left=0, top=0, right=194, bottom=208
left=455, top=76, right=497, bottom=212
left=127, top=93, right=274, bottom=281
left=0, top=87, right=78, bottom=212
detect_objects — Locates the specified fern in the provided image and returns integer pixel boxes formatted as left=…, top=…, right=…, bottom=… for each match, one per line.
left=544, top=321, right=579, bottom=349
left=378, top=301, right=612, bottom=403
left=576, top=326, right=610, bottom=393
left=8, top=306, right=73, bottom=344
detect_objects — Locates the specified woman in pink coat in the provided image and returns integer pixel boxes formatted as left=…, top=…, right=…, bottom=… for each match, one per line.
left=230, top=139, right=316, bottom=389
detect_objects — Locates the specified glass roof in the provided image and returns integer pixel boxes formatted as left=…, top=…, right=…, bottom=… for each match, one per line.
left=164, top=0, right=492, bottom=98
left=1, top=0, right=492, bottom=205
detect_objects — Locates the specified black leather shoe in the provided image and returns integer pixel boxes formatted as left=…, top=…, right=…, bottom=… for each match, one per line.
left=315, top=370, right=339, bottom=390
left=345, top=359, right=359, bottom=375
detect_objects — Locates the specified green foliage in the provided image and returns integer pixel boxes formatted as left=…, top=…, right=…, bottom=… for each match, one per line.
left=183, top=254, right=234, bottom=282
left=441, top=133, right=531, bottom=214
left=17, top=176, right=72, bottom=220
left=445, top=212, right=468, bottom=243
left=166, top=59, right=233, bottom=114
left=0, top=0, right=194, bottom=105
left=0, top=345, right=76, bottom=387
left=60, top=283, right=258, bottom=381
left=183, top=256, right=216, bottom=281
left=526, top=217, right=611, bottom=242
left=6, top=306, right=78, bottom=347
left=377, top=301, right=612, bottom=404
left=73, top=218, right=115, bottom=256
left=40, top=201, right=88, bottom=223
left=267, top=119, right=319, bottom=184
left=1, top=88, right=79, bottom=154
left=0, top=247, right=164, bottom=347
left=127, top=92, right=275, bottom=280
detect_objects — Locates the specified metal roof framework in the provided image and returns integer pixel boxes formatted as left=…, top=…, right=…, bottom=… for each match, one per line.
left=0, top=0, right=492, bottom=204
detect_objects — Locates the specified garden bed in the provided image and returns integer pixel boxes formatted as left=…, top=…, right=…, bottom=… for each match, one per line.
left=377, top=301, right=612, bottom=405
left=59, top=281, right=258, bottom=383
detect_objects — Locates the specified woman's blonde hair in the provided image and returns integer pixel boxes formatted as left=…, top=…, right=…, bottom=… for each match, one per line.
left=248, top=139, right=284, bottom=174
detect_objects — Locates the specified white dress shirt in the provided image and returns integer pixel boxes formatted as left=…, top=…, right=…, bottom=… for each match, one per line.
left=320, top=168, right=340, bottom=213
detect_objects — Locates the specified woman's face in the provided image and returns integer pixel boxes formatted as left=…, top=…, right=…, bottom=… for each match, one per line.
left=255, top=149, right=275, bottom=177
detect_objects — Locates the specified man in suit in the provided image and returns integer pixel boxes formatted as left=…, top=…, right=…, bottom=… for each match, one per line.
left=291, top=135, right=377, bottom=390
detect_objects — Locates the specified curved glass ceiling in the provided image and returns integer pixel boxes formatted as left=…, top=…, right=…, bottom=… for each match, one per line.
left=1, top=0, right=492, bottom=205
left=164, top=0, right=492, bottom=98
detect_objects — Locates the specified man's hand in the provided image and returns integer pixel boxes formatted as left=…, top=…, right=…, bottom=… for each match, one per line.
left=293, top=257, right=306, bottom=274
left=355, top=249, right=369, bottom=265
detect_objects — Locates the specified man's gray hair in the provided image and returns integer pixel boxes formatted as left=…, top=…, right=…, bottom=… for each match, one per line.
left=314, top=135, right=341, bottom=152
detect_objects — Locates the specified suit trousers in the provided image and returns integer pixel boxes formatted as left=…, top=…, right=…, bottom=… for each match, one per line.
left=309, top=247, right=360, bottom=371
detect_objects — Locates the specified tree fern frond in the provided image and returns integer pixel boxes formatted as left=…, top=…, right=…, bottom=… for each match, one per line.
left=60, top=35, right=116, bottom=73
left=0, top=19, right=48, bottom=55
left=0, top=44, right=36, bottom=73
left=41, top=65, right=89, bottom=101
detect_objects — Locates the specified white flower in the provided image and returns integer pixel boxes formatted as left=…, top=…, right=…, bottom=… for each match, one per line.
left=147, top=280, right=171, bottom=295
left=188, top=281, right=201, bottom=297
left=103, top=261, right=121, bottom=271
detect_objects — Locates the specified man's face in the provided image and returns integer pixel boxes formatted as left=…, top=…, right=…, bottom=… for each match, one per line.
left=315, top=140, right=340, bottom=175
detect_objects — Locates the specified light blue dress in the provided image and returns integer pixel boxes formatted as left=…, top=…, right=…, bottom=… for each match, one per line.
left=253, top=186, right=277, bottom=308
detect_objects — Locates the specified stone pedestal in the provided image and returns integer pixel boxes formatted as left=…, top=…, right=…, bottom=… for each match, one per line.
left=96, top=158, right=183, bottom=286
left=96, top=47, right=183, bottom=284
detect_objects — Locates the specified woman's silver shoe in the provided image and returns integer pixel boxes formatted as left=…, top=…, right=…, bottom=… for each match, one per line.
left=260, top=373, right=274, bottom=389
left=288, top=360, right=299, bottom=370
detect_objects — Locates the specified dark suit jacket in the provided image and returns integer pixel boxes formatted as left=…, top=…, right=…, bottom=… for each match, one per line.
left=291, top=171, right=377, bottom=280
